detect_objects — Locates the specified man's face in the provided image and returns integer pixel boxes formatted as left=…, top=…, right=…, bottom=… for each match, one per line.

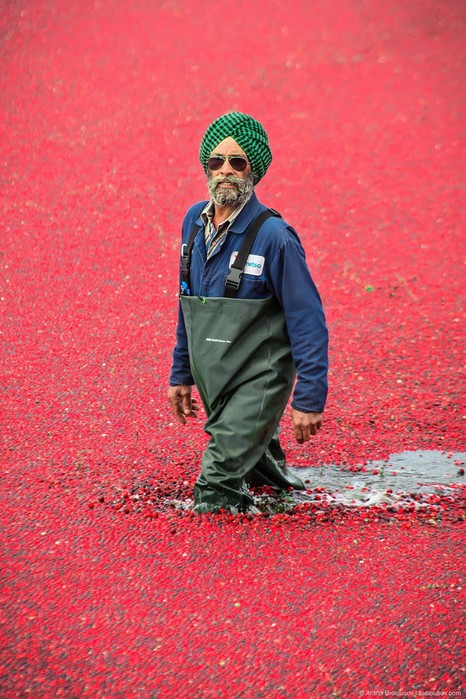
left=208, top=137, right=254, bottom=207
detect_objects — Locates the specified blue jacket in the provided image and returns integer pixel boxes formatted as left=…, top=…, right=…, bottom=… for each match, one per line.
left=170, top=193, right=328, bottom=413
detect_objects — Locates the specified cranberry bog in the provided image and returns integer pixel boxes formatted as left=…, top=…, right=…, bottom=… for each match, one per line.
left=1, top=1, right=465, bottom=697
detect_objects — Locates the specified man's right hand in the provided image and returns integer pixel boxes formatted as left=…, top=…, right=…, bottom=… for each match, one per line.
left=167, top=385, right=199, bottom=425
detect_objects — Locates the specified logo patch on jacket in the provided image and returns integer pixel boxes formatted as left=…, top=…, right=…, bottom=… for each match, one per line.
left=229, top=252, right=265, bottom=277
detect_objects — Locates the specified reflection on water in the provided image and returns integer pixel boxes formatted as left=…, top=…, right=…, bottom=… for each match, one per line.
left=289, top=450, right=465, bottom=508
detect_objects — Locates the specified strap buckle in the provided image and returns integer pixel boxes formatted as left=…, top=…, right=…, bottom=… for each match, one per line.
left=224, top=267, right=243, bottom=296
left=181, top=253, right=190, bottom=279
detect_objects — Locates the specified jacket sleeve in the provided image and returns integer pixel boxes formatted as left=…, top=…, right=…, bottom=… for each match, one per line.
left=267, top=231, right=328, bottom=412
left=169, top=302, right=195, bottom=386
left=169, top=201, right=208, bottom=386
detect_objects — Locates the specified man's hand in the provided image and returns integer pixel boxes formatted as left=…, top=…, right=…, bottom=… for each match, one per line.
left=167, top=385, right=199, bottom=425
left=291, top=409, right=322, bottom=444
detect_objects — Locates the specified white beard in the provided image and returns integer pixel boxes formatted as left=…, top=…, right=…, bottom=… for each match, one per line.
left=208, top=173, right=255, bottom=208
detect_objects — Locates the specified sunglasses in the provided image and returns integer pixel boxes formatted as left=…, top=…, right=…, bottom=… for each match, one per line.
left=207, top=154, right=249, bottom=172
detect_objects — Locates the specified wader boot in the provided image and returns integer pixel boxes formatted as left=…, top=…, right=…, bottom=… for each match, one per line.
left=180, top=209, right=305, bottom=513
left=245, top=428, right=305, bottom=490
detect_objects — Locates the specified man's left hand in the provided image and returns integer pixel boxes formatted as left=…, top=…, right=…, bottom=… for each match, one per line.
left=291, top=409, right=322, bottom=444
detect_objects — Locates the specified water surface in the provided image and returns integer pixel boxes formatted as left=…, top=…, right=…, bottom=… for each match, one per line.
left=289, top=449, right=465, bottom=508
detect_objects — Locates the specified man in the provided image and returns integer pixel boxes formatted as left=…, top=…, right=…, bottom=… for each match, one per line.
left=168, top=112, right=328, bottom=513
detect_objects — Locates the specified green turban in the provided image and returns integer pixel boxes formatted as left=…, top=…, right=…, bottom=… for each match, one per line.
left=199, top=112, right=272, bottom=183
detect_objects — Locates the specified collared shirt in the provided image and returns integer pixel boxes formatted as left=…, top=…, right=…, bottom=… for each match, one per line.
left=170, top=192, right=329, bottom=413
left=201, top=194, right=251, bottom=259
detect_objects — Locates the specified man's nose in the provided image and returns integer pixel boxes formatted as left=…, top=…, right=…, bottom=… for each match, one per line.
left=219, top=157, right=235, bottom=175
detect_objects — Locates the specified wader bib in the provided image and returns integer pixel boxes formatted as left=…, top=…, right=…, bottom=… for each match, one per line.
left=180, top=209, right=305, bottom=512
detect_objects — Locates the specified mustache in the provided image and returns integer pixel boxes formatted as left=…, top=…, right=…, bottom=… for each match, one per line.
left=210, top=174, right=245, bottom=188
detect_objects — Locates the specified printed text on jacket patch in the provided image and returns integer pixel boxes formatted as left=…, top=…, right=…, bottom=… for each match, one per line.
left=229, top=252, right=265, bottom=276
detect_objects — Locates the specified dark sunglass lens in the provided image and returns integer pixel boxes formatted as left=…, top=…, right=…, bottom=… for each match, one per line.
left=207, top=156, right=224, bottom=170
left=229, top=157, right=247, bottom=171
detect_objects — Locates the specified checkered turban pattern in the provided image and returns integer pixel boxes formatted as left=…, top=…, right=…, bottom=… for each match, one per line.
left=199, top=112, right=272, bottom=183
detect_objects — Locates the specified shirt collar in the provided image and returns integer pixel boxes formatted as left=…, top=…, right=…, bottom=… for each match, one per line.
left=200, top=190, right=254, bottom=231
left=196, top=192, right=263, bottom=235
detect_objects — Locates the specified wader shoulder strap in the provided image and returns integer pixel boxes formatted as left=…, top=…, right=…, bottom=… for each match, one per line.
left=181, top=223, right=201, bottom=295
left=224, top=208, right=281, bottom=299
left=180, top=202, right=207, bottom=295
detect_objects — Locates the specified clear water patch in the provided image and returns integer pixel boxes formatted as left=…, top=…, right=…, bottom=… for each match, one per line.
left=287, top=449, right=465, bottom=509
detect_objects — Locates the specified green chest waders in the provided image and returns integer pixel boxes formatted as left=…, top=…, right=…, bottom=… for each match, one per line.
left=180, top=210, right=305, bottom=512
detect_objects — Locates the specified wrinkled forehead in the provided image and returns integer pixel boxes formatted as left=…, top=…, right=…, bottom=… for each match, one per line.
left=210, top=137, right=247, bottom=157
